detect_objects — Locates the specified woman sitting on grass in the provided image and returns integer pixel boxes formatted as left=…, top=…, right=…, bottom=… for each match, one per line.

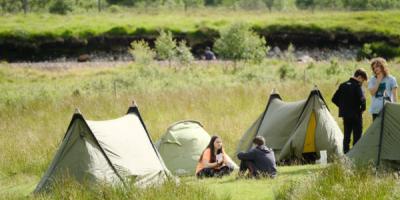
left=195, top=135, right=234, bottom=178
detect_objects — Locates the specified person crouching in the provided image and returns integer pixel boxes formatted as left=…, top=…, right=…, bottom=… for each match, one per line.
left=237, top=136, right=277, bottom=178
left=195, top=135, right=234, bottom=178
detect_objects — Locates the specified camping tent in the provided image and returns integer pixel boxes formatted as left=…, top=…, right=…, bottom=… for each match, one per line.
left=237, top=88, right=343, bottom=162
left=347, top=102, right=400, bottom=169
left=34, top=105, right=171, bottom=193
left=156, top=120, right=238, bottom=175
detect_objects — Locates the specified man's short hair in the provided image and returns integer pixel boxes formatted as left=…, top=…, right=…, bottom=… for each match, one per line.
left=354, top=68, right=368, bottom=81
left=253, top=136, right=265, bottom=146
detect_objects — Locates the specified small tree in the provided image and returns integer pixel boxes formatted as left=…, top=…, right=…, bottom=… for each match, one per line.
left=130, top=40, right=155, bottom=66
left=49, top=0, right=73, bottom=14
left=176, top=40, right=194, bottom=66
left=264, top=0, right=274, bottom=11
left=214, top=23, right=268, bottom=64
left=155, top=30, right=177, bottom=66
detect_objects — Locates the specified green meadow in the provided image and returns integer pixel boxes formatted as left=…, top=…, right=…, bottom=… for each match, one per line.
left=1, top=10, right=400, bottom=41
left=1, top=59, right=400, bottom=199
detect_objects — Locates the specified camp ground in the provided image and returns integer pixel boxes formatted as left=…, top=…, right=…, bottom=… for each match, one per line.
left=237, top=88, right=343, bottom=163
left=156, top=120, right=238, bottom=176
left=347, top=102, right=400, bottom=169
left=34, top=104, right=171, bottom=193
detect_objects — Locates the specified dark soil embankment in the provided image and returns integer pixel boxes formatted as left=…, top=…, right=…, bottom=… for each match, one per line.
left=1, top=25, right=399, bottom=62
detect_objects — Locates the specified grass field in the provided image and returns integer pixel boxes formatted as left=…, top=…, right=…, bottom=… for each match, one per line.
left=1, top=10, right=400, bottom=41
left=1, top=59, right=400, bottom=199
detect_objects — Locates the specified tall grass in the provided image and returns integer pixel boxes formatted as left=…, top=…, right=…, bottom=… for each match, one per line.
left=1, top=59, right=400, bottom=199
left=275, top=159, right=400, bottom=200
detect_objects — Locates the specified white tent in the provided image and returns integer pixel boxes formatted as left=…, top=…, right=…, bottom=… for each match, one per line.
left=34, top=105, right=171, bottom=193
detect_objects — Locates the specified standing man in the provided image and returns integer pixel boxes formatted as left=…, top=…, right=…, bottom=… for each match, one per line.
left=332, top=68, right=368, bottom=153
left=237, top=136, right=277, bottom=178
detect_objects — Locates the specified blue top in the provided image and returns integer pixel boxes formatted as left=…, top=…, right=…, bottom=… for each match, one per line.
left=368, top=75, right=398, bottom=114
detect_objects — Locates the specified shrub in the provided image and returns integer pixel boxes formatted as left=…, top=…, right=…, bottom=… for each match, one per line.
left=278, top=64, right=296, bottom=80
left=176, top=40, right=194, bottom=66
left=358, top=42, right=400, bottom=60
left=108, top=5, right=123, bottom=13
left=130, top=40, right=155, bottom=66
left=326, top=58, right=341, bottom=76
left=155, top=30, right=177, bottom=63
left=214, top=22, right=268, bottom=64
left=49, top=0, right=73, bottom=15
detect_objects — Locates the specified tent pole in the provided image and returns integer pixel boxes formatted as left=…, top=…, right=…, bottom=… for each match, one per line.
left=376, top=102, right=386, bottom=167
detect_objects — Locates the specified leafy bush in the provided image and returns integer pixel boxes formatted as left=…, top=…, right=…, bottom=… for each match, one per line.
left=326, top=58, right=341, bottom=76
left=214, top=23, right=268, bottom=63
left=176, top=40, right=194, bottom=66
left=49, top=0, right=73, bottom=15
left=108, top=5, right=123, bottom=13
left=278, top=64, right=296, bottom=80
left=234, top=0, right=267, bottom=10
left=155, top=30, right=177, bottom=63
left=130, top=40, right=155, bottom=66
left=358, top=42, right=400, bottom=60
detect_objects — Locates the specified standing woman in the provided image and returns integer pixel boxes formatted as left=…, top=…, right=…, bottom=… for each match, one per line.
left=368, top=57, right=398, bottom=120
left=195, top=136, right=234, bottom=178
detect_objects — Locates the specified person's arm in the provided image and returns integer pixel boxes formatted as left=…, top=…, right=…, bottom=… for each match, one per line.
left=203, top=160, right=220, bottom=168
left=392, top=87, right=397, bottom=102
left=201, top=149, right=221, bottom=168
left=391, top=77, right=398, bottom=102
left=357, top=86, right=366, bottom=112
left=237, top=149, right=257, bottom=161
left=369, top=76, right=382, bottom=96
left=331, top=85, right=341, bottom=107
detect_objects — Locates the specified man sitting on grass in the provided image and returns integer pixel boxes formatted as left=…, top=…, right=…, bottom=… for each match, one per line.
left=237, top=136, right=277, bottom=178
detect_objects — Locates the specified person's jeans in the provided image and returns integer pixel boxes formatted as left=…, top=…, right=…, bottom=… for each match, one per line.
left=196, top=166, right=233, bottom=178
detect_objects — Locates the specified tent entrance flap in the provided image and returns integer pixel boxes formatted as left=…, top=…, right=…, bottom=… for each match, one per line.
left=303, top=111, right=316, bottom=153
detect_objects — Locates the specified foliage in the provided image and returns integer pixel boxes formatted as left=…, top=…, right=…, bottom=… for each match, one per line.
left=358, top=42, right=400, bottom=60
left=326, top=58, right=342, bottom=76
left=214, top=22, right=267, bottom=63
left=278, top=64, right=296, bottom=80
left=155, top=30, right=177, bottom=62
left=49, top=0, right=73, bottom=14
left=176, top=40, right=194, bottom=65
left=130, top=40, right=155, bottom=66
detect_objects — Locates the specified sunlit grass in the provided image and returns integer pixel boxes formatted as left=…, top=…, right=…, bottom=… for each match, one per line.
left=1, top=59, right=400, bottom=199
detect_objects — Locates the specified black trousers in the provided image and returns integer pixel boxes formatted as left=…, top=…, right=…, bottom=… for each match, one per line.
left=372, top=114, right=379, bottom=121
left=343, top=116, right=362, bottom=154
left=239, top=160, right=256, bottom=177
left=196, top=166, right=233, bottom=178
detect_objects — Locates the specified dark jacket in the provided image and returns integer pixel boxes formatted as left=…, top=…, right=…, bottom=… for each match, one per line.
left=332, top=78, right=366, bottom=118
left=237, top=145, right=277, bottom=176
left=204, top=50, right=216, bottom=60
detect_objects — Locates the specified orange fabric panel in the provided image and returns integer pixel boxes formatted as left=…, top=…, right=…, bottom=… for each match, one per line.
left=303, top=111, right=316, bottom=153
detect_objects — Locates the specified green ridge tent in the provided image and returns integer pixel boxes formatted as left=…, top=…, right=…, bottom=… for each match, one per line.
left=34, top=105, right=171, bottom=193
left=156, top=120, right=238, bottom=175
left=347, top=102, right=400, bottom=168
left=237, top=89, right=343, bottom=162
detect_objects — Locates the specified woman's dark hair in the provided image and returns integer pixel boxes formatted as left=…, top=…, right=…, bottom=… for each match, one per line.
left=198, top=135, right=222, bottom=162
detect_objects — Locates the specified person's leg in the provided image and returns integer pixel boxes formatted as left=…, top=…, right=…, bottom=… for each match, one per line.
left=217, top=166, right=234, bottom=177
left=352, top=115, right=363, bottom=147
left=196, top=168, right=215, bottom=178
left=343, top=117, right=352, bottom=154
left=239, top=160, right=248, bottom=176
